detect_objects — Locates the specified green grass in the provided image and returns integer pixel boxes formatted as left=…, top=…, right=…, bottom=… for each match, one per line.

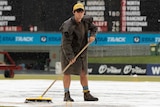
left=0, top=74, right=160, bottom=82
left=88, top=56, right=160, bottom=64
left=1, top=56, right=160, bottom=82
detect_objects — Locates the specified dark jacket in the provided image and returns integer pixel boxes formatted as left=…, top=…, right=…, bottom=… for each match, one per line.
left=60, top=15, right=97, bottom=75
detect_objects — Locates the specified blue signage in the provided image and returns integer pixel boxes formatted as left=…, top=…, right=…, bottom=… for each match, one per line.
left=0, top=32, right=61, bottom=46
left=147, top=64, right=160, bottom=75
left=92, top=33, right=160, bottom=46
left=0, top=32, right=160, bottom=46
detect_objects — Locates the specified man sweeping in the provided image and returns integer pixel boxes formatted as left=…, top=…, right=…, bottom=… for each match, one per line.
left=59, top=3, right=98, bottom=102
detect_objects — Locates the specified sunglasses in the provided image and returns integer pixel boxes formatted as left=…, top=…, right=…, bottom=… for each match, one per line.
left=75, top=9, right=84, bottom=13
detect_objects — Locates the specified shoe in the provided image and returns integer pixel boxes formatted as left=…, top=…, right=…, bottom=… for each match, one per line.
left=84, top=91, right=98, bottom=101
left=64, top=91, right=74, bottom=102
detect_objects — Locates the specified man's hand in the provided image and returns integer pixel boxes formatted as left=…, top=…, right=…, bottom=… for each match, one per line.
left=70, top=58, right=76, bottom=64
left=88, top=36, right=95, bottom=43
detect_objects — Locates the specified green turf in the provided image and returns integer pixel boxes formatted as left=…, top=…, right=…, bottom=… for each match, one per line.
left=1, top=56, right=160, bottom=82
left=0, top=106, right=13, bottom=107
left=88, top=56, right=160, bottom=64
left=0, top=74, right=160, bottom=82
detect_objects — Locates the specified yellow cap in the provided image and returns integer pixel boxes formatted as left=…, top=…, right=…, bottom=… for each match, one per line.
left=73, top=3, right=84, bottom=11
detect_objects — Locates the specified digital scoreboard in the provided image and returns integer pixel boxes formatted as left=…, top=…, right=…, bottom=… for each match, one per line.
left=120, top=0, right=160, bottom=32
left=88, top=0, right=160, bottom=32
left=0, top=0, right=159, bottom=32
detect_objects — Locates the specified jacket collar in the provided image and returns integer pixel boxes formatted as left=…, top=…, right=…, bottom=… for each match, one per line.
left=71, top=16, right=84, bottom=25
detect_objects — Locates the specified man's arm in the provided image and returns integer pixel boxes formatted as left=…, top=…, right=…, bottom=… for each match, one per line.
left=60, top=21, right=75, bottom=62
left=84, top=15, right=97, bottom=43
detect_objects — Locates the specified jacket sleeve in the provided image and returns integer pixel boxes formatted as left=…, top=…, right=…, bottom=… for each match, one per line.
left=60, top=21, right=75, bottom=62
left=84, top=15, right=97, bottom=37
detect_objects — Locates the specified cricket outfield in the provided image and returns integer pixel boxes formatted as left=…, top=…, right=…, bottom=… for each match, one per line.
left=0, top=74, right=160, bottom=82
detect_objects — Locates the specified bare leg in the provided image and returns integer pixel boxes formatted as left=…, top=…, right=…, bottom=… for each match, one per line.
left=80, top=70, right=88, bottom=87
left=63, top=74, right=71, bottom=89
left=63, top=74, right=74, bottom=101
left=80, top=70, right=98, bottom=101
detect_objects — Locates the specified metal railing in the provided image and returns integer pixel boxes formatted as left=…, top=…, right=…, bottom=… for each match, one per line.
left=88, top=45, right=150, bottom=57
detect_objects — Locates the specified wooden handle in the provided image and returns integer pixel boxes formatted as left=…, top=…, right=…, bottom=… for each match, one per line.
left=41, top=42, right=90, bottom=97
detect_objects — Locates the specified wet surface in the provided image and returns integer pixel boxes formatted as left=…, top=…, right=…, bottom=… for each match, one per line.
left=0, top=80, right=160, bottom=107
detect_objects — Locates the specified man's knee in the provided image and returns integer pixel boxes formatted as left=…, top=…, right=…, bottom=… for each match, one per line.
left=80, top=71, right=87, bottom=77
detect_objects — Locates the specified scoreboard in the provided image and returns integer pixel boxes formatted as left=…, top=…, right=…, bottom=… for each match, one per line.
left=120, top=0, right=160, bottom=32
left=86, top=0, right=160, bottom=32
left=0, top=0, right=77, bottom=31
left=0, top=0, right=159, bottom=32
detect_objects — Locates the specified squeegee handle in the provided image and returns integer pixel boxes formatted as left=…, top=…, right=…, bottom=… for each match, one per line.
left=41, top=42, right=90, bottom=97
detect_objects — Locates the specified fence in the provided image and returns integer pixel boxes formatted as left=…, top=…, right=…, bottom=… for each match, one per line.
left=88, top=45, right=150, bottom=57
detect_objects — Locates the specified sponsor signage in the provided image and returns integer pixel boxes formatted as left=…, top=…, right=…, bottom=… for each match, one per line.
left=0, top=32, right=61, bottom=45
left=0, top=32, right=160, bottom=46
left=88, top=63, right=146, bottom=75
left=147, top=64, right=160, bottom=75
left=93, top=33, right=160, bottom=46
